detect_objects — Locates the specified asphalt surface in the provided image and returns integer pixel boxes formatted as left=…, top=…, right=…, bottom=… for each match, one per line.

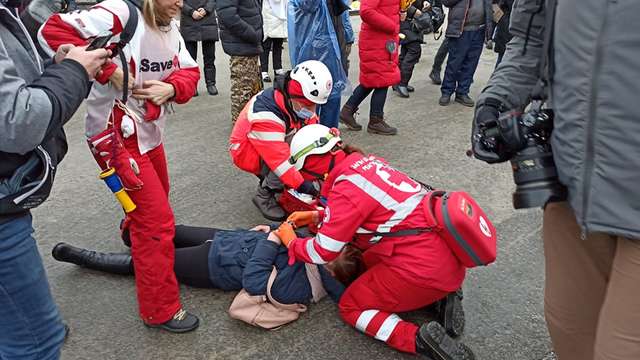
left=34, top=18, right=555, bottom=360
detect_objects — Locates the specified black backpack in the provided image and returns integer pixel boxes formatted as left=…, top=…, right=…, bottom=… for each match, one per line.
left=0, top=0, right=140, bottom=215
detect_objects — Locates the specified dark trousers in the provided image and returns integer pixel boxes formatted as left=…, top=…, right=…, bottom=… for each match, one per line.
left=431, top=37, right=449, bottom=72
left=345, top=85, right=389, bottom=117
left=441, top=28, right=484, bottom=96
left=185, top=40, right=217, bottom=85
left=260, top=37, right=284, bottom=73
left=399, top=41, right=422, bottom=86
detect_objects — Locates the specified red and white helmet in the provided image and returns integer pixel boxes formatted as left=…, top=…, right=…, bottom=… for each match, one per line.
left=290, top=60, right=333, bottom=105
left=289, top=124, right=341, bottom=170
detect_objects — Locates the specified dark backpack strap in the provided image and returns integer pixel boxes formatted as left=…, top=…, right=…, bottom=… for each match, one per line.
left=116, top=0, right=139, bottom=103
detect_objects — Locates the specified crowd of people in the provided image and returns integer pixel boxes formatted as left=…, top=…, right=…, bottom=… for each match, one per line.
left=1, top=0, right=639, bottom=360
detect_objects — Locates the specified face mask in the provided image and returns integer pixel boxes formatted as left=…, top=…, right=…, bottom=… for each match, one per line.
left=295, top=108, right=315, bottom=120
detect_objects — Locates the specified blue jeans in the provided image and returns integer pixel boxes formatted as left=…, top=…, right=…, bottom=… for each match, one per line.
left=0, top=214, right=65, bottom=360
left=345, top=85, right=389, bottom=117
left=441, top=28, right=485, bottom=96
left=319, top=96, right=341, bottom=128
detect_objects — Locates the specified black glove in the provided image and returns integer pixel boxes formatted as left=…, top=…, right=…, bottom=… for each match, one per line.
left=471, top=100, right=512, bottom=164
left=296, top=180, right=319, bottom=197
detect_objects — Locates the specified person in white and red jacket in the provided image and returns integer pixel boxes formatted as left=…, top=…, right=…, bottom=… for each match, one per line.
left=39, top=0, right=201, bottom=333
left=275, top=125, right=475, bottom=360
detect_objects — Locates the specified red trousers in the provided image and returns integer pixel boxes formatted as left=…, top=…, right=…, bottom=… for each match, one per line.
left=339, top=262, right=450, bottom=354
left=120, top=136, right=182, bottom=324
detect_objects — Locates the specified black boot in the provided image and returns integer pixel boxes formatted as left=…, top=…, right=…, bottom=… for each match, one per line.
left=52, top=242, right=134, bottom=275
left=392, top=85, right=410, bottom=98
left=204, top=68, right=218, bottom=96
left=252, top=186, right=286, bottom=221
left=416, top=322, right=476, bottom=360
left=367, top=114, right=397, bottom=135
left=429, top=69, right=442, bottom=85
left=436, top=289, right=465, bottom=337
left=339, top=104, right=363, bottom=131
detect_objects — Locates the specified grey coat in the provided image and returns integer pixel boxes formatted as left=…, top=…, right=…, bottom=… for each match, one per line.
left=479, top=0, right=640, bottom=240
left=180, top=0, right=219, bottom=42
left=441, top=0, right=493, bottom=40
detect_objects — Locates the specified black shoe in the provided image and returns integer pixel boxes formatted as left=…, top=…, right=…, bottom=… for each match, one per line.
left=52, top=242, right=134, bottom=275
left=393, top=85, right=410, bottom=98
left=437, top=289, right=465, bottom=337
left=439, top=94, right=451, bottom=106
left=252, top=187, right=286, bottom=221
left=145, top=309, right=199, bottom=334
left=454, top=94, right=475, bottom=107
left=429, top=70, right=442, bottom=85
left=406, top=85, right=415, bottom=92
left=206, top=84, right=218, bottom=96
left=416, top=322, right=476, bottom=360
left=262, top=73, right=272, bottom=83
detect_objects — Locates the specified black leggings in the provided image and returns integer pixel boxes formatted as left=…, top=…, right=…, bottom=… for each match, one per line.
left=123, top=225, right=218, bottom=288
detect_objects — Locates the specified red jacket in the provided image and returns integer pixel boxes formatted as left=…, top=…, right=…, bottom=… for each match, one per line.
left=229, top=88, right=318, bottom=189
left=288, top=153, right=465, bottom=291
left=358, top=0, right=401, bottom=88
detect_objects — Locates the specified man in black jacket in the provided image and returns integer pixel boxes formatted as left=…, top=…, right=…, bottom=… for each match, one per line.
left=216, top=0, right=263, bottom=122
left=0, top=1, right=108, bottom=358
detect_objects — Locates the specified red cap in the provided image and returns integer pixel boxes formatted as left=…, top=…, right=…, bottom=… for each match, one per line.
left=288, top=79, right=315, bottom=106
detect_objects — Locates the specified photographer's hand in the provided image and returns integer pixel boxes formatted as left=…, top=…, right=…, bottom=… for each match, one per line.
left=471, top=102, right=511, bottom=163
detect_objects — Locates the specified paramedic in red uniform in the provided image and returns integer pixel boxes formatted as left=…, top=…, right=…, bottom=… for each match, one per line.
left=229, top=60, right=333, bottom=221
left=277, top=124, right=475, bottom=360
left=39, top=0, right=201, bottom=332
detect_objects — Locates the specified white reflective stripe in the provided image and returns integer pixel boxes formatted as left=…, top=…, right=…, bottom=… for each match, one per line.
left=315, top=233, right=347, bottom=252
left=335, top=174, right=398, bottom=210
left=248, top=110, right=286, bottom=128
left=247, top=131, right=285, bottom=142
left=273, top=160, right=293, bottom=177
left=229, top=143, right=240, bottom=150
left=355, top=310, right=379, bottom=333
left=305, top=239, right=327, bottom=264
left=375, top=314, right=402, bottom=342
left=374, top=189, right=427, bottom=234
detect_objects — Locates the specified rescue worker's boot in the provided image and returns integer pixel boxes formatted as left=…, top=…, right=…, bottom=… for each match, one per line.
left=436, top=289, right=465, bottom=337
left=367, top=114, right=398, bottom=135
left=252, top=186, right=286, bottom=221
left=416, top=321, right=476, bottom=360
left=52, top=242, right=133, bottom=275
left=339, top=104, right=363, bottom=131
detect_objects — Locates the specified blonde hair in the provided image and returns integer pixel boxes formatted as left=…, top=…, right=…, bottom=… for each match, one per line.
left=142, top=0, right=170, bottom=30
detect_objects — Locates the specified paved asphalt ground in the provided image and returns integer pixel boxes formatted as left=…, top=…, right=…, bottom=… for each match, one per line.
left=33, top=17, right=555, bottom=360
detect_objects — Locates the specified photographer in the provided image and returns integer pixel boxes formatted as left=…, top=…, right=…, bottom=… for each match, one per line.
left=0, top=1, right=108, bottom=358
left=471, top=1, right=640, bottom=359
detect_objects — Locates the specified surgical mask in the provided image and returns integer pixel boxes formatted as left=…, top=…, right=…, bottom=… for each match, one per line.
left=295, top=108, right=315, bottom=120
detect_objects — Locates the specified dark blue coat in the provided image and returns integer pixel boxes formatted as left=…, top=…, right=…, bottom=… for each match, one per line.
left=207, top=229, right=345, bottom=304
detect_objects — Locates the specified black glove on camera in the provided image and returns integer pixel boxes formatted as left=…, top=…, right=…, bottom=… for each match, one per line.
left=296, top=180, right=319, bottom=197
left=471, top=99, right=512, bottom=164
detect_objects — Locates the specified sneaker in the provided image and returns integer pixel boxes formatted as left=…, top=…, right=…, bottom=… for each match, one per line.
left=454, top=94, right=475, bottom=107
left=437, top=289, right=465, bottom=337
left=145, top=309, right=199, bottom=334
left=429, top=70, right=442, bottom=85
left=439, top=94, right=451, bottom=106
left=261, top=72, right=271, bottom=83
left=416, top=322, right=476, bottom=360
left=406, top=85, right=415, bottom=92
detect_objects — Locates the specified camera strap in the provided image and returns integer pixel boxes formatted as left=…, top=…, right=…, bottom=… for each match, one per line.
left=116, top=0, right=140, bottom=103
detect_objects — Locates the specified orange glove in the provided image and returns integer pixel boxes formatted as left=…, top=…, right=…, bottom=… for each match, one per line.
left=287, top=211, right=319, bottom=228
left=275, top=221, right=297, bottom=248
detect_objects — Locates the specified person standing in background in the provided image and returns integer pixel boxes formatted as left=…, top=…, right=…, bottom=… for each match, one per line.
left=181, top=0, right=220, bottom=96
left=260, top=0, right=287, bottom=83
left=491, top=0, right=512, bottom=68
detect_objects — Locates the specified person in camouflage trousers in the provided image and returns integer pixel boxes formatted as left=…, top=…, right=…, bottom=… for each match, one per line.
left=230, top=56, right=262, bottom=122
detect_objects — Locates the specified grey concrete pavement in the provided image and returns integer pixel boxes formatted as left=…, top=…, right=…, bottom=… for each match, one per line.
left=34, top=19, right=554, bottom=360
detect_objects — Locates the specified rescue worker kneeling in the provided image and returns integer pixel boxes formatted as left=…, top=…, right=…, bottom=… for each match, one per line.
left=275, top=124, right=474, bottom=360
left=229, top=60, right=333, bottom=221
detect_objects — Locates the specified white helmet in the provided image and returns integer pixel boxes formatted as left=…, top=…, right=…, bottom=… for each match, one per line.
left=289, top=124, right=342, bottom=170
left=290, top=60, right=333, bottom=105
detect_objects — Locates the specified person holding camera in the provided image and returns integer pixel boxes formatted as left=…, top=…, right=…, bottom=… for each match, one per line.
left=0, top=1, right=109, bottom=358
left=471, top=1, right=640, bottom=359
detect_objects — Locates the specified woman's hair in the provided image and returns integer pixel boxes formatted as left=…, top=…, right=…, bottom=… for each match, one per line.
left=326, top=245, right=366, bottom=286
left=142, top=0, right=170, bottom=30
left=341, top=144, right=364, bottom=155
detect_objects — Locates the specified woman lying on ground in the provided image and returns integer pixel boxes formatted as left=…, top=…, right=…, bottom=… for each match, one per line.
left=52, top=224, right=363, bottom=311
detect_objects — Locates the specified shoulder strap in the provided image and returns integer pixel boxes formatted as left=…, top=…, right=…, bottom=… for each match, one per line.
left=116, top=0, right=140, bottom=103
left=265, top=267, right=308, bottom=312
left=368, top=190, right=443, bottom=238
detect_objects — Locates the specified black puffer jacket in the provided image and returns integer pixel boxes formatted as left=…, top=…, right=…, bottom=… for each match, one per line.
left=180, top=0, right=219, bottom=42
left=442, top=0, right=493, bottom=40
left=216, top=0, right=263, bottom=56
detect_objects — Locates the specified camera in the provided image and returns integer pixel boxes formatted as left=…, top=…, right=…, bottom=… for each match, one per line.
left=478, top=107, right=567, bottom=209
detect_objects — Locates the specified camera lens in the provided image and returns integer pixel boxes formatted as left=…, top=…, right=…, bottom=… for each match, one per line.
left=510, top=143, right=566, bottom=209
